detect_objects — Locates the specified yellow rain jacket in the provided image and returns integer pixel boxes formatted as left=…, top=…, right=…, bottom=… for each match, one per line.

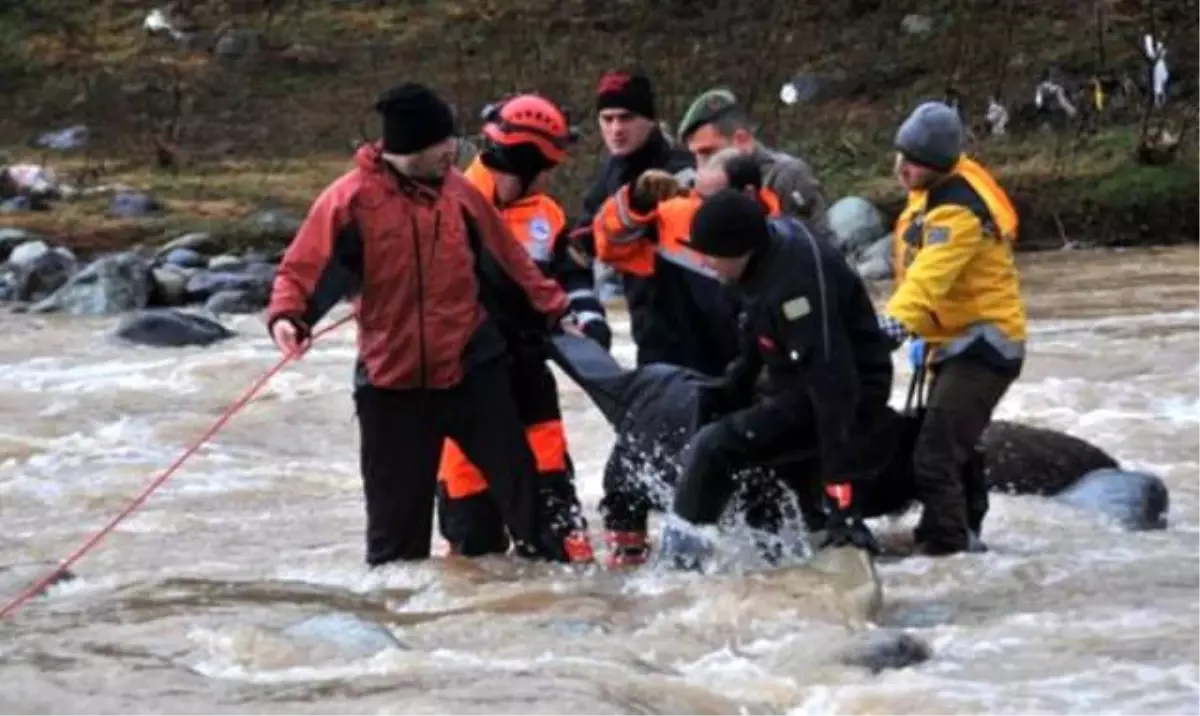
left=885, top=156, right=1027, bottom=374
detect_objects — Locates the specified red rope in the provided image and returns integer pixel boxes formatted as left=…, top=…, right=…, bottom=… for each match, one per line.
left=0, top=314, right=353, bottom=621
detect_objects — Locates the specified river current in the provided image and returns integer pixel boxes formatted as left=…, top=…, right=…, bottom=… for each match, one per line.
left=0, top=246, right=1196, bottom=714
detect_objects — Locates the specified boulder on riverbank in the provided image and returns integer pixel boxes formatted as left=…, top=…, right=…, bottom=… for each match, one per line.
left=0, top=229, right=281, bottom=318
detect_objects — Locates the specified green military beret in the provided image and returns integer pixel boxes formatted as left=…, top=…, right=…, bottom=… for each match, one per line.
left=678, top=88, right=740, bottom=142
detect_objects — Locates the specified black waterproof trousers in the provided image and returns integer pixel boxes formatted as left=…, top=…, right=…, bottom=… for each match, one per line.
left=435, top=354, right=587, bottom=559
left=673, top=395, right=820, bottom=527
left=353, top=361, right=548, bottom=566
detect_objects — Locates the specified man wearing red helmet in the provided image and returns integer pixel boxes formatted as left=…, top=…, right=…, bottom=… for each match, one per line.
left=436, top=93, right=611, bottom=563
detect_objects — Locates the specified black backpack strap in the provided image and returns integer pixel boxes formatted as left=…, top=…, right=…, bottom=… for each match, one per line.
left=903, top=361, right=927, bottom=415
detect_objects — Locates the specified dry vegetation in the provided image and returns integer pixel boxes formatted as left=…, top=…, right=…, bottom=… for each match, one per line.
left=0, top=0, right=1196, bottom=255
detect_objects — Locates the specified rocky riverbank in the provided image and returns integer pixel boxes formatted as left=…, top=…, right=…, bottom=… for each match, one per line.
left=0, top=192, right=899, bottom=347
left=0, top=215, right=298, bottom=348
left=0, top=226, right=282, bottom=316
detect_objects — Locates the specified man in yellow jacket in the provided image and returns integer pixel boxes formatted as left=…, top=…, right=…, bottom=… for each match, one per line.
left=878, top=101, right=1027, bottom=556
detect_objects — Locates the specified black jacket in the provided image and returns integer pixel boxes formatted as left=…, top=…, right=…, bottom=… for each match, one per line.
left=721, top=217, right=895, bottom=482
left=575, top=129, right=741, bottom=374
left=547, top=332, right=906, bottom=518
left=571, top=127, right=696, bottom=256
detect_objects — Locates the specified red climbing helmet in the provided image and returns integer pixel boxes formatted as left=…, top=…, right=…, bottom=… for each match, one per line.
left=480, top=93, right=580, bottom=165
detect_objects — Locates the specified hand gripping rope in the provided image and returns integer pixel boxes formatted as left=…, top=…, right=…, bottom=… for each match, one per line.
left=0, top=315, right=353, bottom=621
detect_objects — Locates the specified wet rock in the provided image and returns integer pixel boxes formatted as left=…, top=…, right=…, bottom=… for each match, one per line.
left=113, top=308, right=235, bottom=348
left=205, top=254, right=237, bottom=271
left=827, top=196, right=885, bottom=256
left=1056, top=468, right=1169, bottom=531
left=0, top=564, right=77, bottom=600
left=0, top=228, right=41, bottom=260
left=983, top=420, right=1120, bottom=496
left=31, top=252, right=152, bottom=316
left=547, top=618, right=610, bottom=637
left=281, top=612, right=406, bottom=658
left=853, top=235, right=893, bottom=281
left=880, top=600, right=956, bottom=629
left=150, top=266, right=190, bottom=306
left=244, top=208, right=302, bottom=242
left=241, top=248, right=283, bottom=265
left=901, top=13, right=934, bottom=36
left=208, top=253, right=260, bottom=272
left=8, top=240, right=49, bottom=267
left=837, top=629, right=931, bottom=673
left=0, top=196, right=34, bottom=213
left=184, top=269, right=271, bottom=304
left=213, top=28, right=261, bottom=58
left=242, top=261, right=277, bottom=281
left=204, top=289, right=265, bottom=315
left=108, top=190, right=164, bottom=218
left=161, top=247, right=207, bottom=269
left=9, top=248, right=77, bottom=302
left=157, top=232, right=219, bottom=257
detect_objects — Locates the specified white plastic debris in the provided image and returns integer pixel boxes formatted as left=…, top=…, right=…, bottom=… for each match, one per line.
left=986, top=97, right=1009, bottom=136
left=1142, top=33, right=1169, bottom=108
left=780, top=82, right=799, bottom=106
left=143, top=8, right=186, bottom=41
left=36, top=125, right=89, bottom=151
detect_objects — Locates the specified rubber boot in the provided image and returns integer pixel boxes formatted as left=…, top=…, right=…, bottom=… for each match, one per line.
left=603, top=530, right=648, bottom=568
left=563, top=530, right=596, bottom=563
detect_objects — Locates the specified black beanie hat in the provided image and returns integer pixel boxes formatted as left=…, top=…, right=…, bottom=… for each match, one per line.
left=595, top=70, right=656, bottom=119
left=374, top=82, right=457, bottom=155
left=684, top=189, right=770, bottom=258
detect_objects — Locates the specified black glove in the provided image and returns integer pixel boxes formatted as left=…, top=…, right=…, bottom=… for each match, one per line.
left=815, top=510, right=880, bottom=555
left=582, top=319, right=613, bottom=352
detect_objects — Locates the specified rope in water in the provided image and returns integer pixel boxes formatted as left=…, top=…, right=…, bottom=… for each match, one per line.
left=0, top=314, right=353, bottom=621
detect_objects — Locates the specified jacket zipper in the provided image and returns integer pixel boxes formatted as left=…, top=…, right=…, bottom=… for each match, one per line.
left=795, top=219, right=831, bottom=362
left=411, top=214, right=428, bottom=389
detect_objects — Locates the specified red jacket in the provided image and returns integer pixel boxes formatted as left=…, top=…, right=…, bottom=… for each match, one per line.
left=268, top=143, right=569, bottom=389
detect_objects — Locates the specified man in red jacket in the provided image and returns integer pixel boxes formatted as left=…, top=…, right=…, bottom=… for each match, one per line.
left=267, top=82, right=576, bottom=566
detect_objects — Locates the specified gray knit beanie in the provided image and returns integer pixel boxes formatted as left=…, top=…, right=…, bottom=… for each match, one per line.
left=894, top=101, right=964, bottom=172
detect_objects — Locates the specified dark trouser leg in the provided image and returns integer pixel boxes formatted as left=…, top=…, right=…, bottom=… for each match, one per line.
left=736, top=470, right=786, bottom=534
left=436, top=419, right=509, bottom=556
left=737, top=468, right=807, bottom=563
left=443, top=362, right=549, bottom=560
left=354, top=385, right=444, bottom=565
left=599, top=432, right=677, bottom=565
left=963, top=443, right=989, bottom=536
left=511, top=360, right=588, bottom=542
left=673, top=396, right=817, bottom=526
left=599, top=432, right=669, bottom=533
left=436, top=481, right=510, bottom=557
left=438, top=357, right=586, bottom=559
left=912, top=357, right=1015, bottom=554
left=774, top=458, right=831, bottom=532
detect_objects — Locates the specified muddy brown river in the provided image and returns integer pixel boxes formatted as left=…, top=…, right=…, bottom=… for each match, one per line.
left=0, top=246, right=1196, bottom=714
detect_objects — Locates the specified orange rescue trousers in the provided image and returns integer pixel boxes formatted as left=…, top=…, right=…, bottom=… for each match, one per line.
left=436, top=357, right=592, bottom=562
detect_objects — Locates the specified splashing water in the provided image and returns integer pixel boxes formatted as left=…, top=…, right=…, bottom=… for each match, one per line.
left=0, top=247, right=1195, bottom=714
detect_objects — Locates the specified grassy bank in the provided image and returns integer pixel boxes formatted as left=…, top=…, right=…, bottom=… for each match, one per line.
left=0, top=0, right=1195, bottom=256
